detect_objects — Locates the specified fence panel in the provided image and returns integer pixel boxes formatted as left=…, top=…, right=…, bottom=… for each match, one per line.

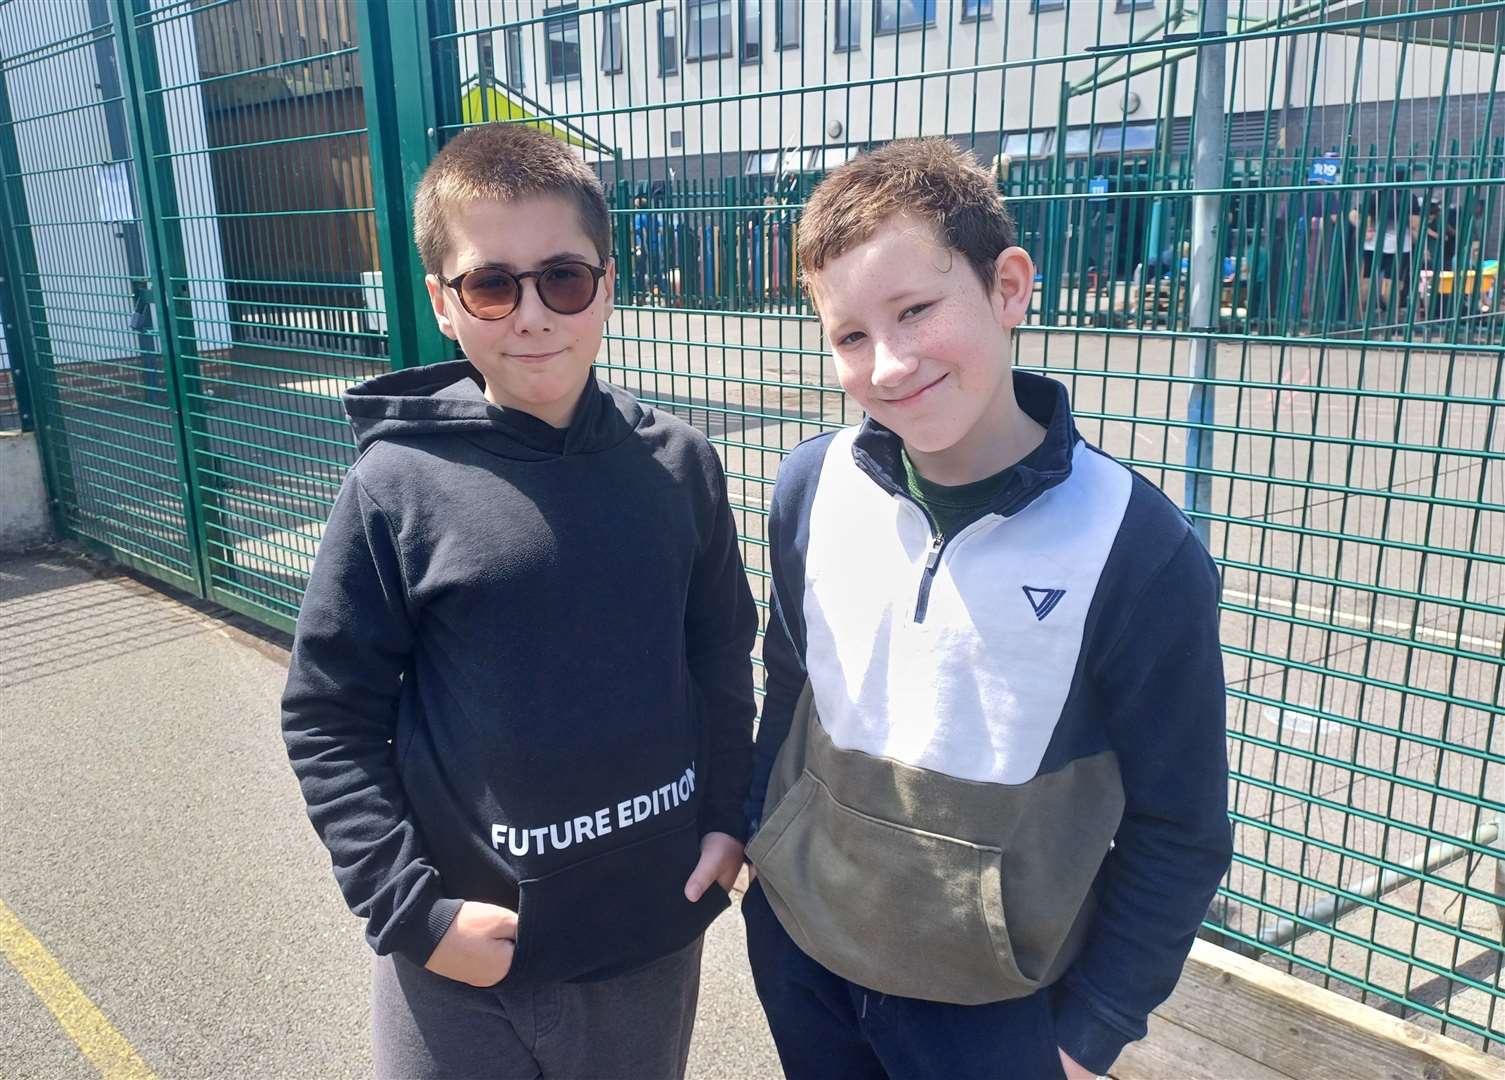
left=433, top=0, right=1505, bottom=1053
left=120, top=0, right=390, bottom=632
left=0, top=0, right=201, bottom=592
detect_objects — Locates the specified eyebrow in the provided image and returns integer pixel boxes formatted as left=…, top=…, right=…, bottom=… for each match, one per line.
left=482, top=252, right=594, bottom=272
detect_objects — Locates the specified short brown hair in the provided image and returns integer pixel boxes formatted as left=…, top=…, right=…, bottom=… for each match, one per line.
left=797, top=138, right=1017, bottom=292
left=413, top=123, right=611, bottom=274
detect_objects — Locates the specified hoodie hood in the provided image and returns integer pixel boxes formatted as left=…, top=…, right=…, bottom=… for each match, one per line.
left=344, top=359, right=643, bottom=460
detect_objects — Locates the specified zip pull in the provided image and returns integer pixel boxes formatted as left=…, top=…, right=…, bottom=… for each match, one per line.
left=914, top=531, right=945, bottom=624
left=924, top=532, right=943, bottom=571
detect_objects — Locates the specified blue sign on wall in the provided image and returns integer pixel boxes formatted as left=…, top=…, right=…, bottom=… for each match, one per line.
left=1309, top=158, right=1340, bottom=184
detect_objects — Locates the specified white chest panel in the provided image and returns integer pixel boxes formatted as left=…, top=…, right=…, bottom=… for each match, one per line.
left=802, top=429, right=1132, bottom=785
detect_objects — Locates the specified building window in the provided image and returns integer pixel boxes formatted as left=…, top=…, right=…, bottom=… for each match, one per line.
left=686, top=0, right=733, bottom=62
left=745, top=150, right=783, bottom=176
left=961, top=0, right=993, bottom=20
left=545, top=5, right=581, bottom=82
left=1117, top=0, right=1155, bottom=9
left=477, top=33, right=496, bottom=84
left=833, top=0, right=861, bottom=51
left=805, top=145, right=857, bottom=172
left=1032, top=0, right=1066, bottom=12
left=601, top=8, right=623, bottom=73
left=1063, top=127, right=1094, bottom=156
left=876, top=0, right=936, bottom=34
left=1095, top=123, right=1158, bottom=154
left=659, top=8, right=680, bottom=75
left=740, top=0, right=761, bottom=64
left=504, top=27, right=525, bottom=89
left=776, top=0, right=800, bottom=49
left=1002, top=130, right=1052, bottom=158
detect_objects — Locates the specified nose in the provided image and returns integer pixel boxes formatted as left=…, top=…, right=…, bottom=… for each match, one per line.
left=507, top=277, right=555, bottom=335
left=870, top=337, right=916, bottom=389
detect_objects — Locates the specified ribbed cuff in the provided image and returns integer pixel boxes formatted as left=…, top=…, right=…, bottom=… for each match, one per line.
left=699, top=803, right=751, bottom=844
left=1051, top=986, right=1135, bottom=1077
left=391, top=895, right=464, bottom=967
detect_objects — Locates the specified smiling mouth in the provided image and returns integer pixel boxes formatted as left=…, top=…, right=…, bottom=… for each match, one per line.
left=510, top=349, right=563, bottom=363
left=880, top=373, right=946, bottom=404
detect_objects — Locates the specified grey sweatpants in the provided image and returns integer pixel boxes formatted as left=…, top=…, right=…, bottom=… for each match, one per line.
left=371, top=936, right=704, bottom=1080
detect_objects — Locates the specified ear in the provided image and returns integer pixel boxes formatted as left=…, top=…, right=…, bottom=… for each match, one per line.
left=991, top=246, right=1034, bottom=330
left=424, top=273, right=459, bottom=341
left=601, top=256, right=615, bottom=321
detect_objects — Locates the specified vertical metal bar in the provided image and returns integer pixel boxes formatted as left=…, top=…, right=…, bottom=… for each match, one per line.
left=0, top=188, right=35, bottom=433
left=353, top=0, right=448, bottom=369
left=1183, top=0, right=1227, bottom=548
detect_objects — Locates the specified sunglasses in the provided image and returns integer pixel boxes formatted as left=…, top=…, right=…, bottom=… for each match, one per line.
left=440, top=260, right=608, bottom=320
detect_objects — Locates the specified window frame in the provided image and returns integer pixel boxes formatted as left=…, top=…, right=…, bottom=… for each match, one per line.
left=1001, top=130, right=1053, bottom=159
left=544, top=3, right=582, bottom=83
left=601, top=7, right=623, bottom=74
left=961, top=0, right=993, bottom=21
left=833, top=0, right=862, bottom=52
left=503, top=27, right=525, bottom=89
left=775, top=0, right=800, bottom=50
left=658, top=8, right=680, bottom=76
left=685, top=0, right=734, bottom=64
left=875, top=0, right=937, bottom=36
left=1094, top=122, right=1159, bottom=155
left=740, top=0, right=762, bottom=65
left=1116, top=0, right=1156, bottom=9
left=1031, top=0, right=1066, bottom=12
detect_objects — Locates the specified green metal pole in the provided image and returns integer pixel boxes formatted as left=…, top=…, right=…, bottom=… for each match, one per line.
left=354, top=0, right=450, bottom=370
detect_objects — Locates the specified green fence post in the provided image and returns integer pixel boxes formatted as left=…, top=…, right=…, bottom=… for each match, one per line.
left=354, top=0, right=449, bottom=370
left=0, top=173, right=36, bottom=435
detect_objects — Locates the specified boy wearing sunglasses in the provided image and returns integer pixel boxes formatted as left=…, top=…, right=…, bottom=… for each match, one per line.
left=742, top=139, right=1232, bottom=1079
left=282, top=123, right=756, bottom=1079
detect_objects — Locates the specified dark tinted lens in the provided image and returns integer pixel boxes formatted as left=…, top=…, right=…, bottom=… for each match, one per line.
left=460, top=268, right=519, bottom=318
left=537, top=262, right=598, bottom=314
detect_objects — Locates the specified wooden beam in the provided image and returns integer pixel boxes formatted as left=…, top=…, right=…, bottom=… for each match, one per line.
left=1126, top=940, right=1502, bottom=1080
left=1113, top=1013, right=1295, bottom=1080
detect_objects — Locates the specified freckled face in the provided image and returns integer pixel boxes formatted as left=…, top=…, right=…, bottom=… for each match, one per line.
left=808, top=216, right=1033, bottom=463
left=425, top=195, right=613, bottom=428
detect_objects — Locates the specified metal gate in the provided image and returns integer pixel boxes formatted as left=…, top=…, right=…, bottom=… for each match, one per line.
left=0, top=0, right=201, bottom=593
left=0, top=0, right=396, bottom=631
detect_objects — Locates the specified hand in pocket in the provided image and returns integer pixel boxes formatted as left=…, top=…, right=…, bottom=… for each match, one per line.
left=424, top=901, right=518, bottom=987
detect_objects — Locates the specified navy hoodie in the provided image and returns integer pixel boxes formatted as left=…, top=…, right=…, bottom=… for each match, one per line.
left=281, top=361, right=757, bottom=985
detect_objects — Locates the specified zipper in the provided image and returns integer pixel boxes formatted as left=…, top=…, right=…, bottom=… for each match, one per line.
left=914, top=528, right=945, bottom=624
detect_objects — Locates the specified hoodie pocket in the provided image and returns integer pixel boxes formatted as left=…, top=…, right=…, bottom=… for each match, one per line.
left=747, top=770, right=1036, bottom=1005
left=508, top=821, right=728, bottom=987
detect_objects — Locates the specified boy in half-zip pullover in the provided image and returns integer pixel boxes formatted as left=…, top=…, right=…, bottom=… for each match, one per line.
left=742, top=139, right=1232, bottom=1080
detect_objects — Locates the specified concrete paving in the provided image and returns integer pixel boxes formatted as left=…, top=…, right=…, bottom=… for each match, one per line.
left=0, top=550, right=781, bottom=1080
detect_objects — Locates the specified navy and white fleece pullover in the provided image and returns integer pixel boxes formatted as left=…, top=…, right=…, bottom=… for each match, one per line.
left=282, top=361, right=756, bottom=986
left=746, top=370, right=1232, bottom=1075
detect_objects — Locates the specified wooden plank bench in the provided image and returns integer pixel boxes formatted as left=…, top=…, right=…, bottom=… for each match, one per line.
left=1112, top=940, right=1502, bottom=1080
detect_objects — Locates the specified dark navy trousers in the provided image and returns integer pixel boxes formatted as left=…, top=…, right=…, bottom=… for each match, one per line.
left=743, top=879, right=1068, bottom=1080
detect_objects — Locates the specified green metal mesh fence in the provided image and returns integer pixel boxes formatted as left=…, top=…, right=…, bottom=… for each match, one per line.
left=0, top=0, right=201, bottom=591
left=121, top=0, right=385, bottom=629
left=430, top=0, right=1505, bottom=1052
left=1, top=0, right=1501, bottom=1054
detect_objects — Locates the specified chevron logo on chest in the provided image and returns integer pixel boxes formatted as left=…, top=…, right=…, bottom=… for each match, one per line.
left=1022, top=586, right=1066, bottom=621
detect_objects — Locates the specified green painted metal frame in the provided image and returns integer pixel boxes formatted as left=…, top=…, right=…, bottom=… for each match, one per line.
left=355, top=0, right=450, bottom=370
